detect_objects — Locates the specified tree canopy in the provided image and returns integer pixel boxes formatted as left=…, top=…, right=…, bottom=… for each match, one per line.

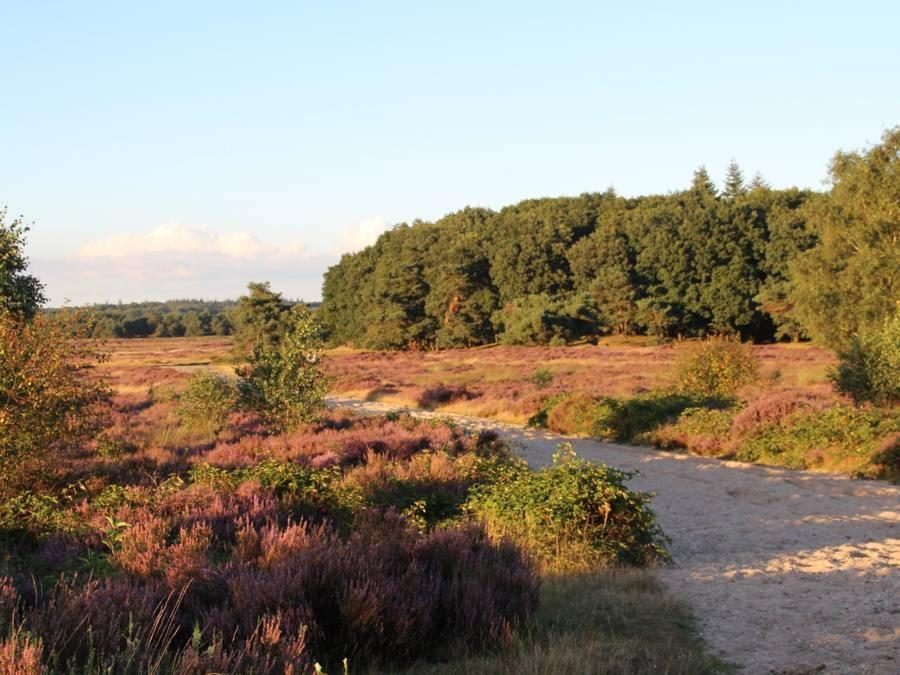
left=0, top=207, right=45, bottom=320
left=320, top=127, right=899, bottom=350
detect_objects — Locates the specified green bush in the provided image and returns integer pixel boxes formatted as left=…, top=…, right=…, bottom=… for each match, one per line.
left=675, top=336, right=758, bottom=398
left=545, top=394, right=609, bottom=436
left=646, top=406, right=736, bottom=456
left=830, top=312, right=900, bottom=406
left=177, top=370, right=237, bottom=436
left=467, top=444, right=668, bottom=570
left=0, top=314, right=110, bottom=499
left=237, top=309, right=330, bottom=432
left=734, top=404, right=900, bottom=476
left=536, top=391, right=731, bottom=442
left=532, top=368, right=553, bottom=389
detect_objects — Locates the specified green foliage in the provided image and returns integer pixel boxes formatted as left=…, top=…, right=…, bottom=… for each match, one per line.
left=667, top=406, right=734, bottom=438
left=492, top=293, right=599, bottom=345
left=231, top=281, right=293, bottom=355
left=237, top=309, right=330, bottom=432
left=0, top=207, right=46, bottom=321
left=424, top=208, right=499, bottom=348
left=675, top=337, right=758, bottom=397
left=0, top=314, right=111, bottom=499
left=48, top=299, right=238, bottom=338
left=532, top=368, right=553, bottom=389
left=0, top=488, right=87, bottom=536
left=733, top=405, right=900, bottom=477
left=94, top=435, right=136, bottom=460
left=188, top=459, right=352, bottom=514
left=321, top=165, right=818, bottom=346
left=788, top=126, right=900, bottom=349
left=537, top=391, right=733, bottom=441
left=830, top=311, right=900, bottom=406
left=177, top=370, right=238, bottom=435
left=467, top=444, right=668, bottom=570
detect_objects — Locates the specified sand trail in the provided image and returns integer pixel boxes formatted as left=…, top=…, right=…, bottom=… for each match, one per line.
left=328, top=396, right=900, bottom=674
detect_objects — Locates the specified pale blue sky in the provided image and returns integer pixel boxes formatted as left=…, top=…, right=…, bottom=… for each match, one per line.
left=2, top=1, right=897, bottom=304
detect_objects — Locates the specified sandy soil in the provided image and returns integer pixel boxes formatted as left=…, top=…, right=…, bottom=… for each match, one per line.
left=328, top=396, right=900, bottom=675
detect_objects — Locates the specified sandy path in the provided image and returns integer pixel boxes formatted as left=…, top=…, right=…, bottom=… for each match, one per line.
left=328, top=396, right=900, bottom=674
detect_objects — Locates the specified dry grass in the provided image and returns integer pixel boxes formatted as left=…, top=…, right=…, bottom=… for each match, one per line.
left=395, top=570, right=729, bottom=675
left=326, top=339, right=837, bottom=425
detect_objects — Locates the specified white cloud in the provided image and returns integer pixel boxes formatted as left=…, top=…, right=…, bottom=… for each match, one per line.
left=78, top=222, right=276, bottom=259
left=37, top=217, right=397, bottom=305
left=339, top=216, right=391, bottom=254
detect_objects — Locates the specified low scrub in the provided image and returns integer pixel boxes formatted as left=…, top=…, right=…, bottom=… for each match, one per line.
left=675, top=337, right=758, bottom=398
left=533, top=391, right=731, bottom=442
left=467, top=444, right=668, bottom=570
left=732, top=404, right=900, bottom=478
left=176, top=370, right=237, bottom=436
left=0, top=314, right=110, bottom=500
left=532, top=387, right=899, bottom=481
left=830, top=311, right=900, bottom=406
left=415, top=382, right=479, bottom=409
left=0, top=402, right=675, bottom=672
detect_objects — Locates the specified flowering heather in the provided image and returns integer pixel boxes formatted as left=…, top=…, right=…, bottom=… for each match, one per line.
left=0, top=337, right=676, bottom=671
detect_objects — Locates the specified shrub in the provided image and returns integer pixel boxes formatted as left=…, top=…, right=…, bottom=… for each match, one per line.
left=830, top=312, right=900, bottom=406
left=6, top=512, right=536, bottom=673
left=415, top=383, right=478, bottom=409
left=729, top=390, right=832, bottom=437
left=545, top=394, right=610, bottom=436
left=0, top=314, right=110, bottom=499
left=237, top=309, right=330, bottom=432
left=0, top=630, right=43, bottom=675
left=734, top=404, right=900, bottom=475
left=467, top=445, right=667, bottom=570
left=538, top=391, right=730, bottom=441
left=648, top=407, right=736, bottom=456
left=177, top=370, right=238, bottom=435
left=675, top=336, right=758, bottom=398
left=532, top=368, right=553, bottom=389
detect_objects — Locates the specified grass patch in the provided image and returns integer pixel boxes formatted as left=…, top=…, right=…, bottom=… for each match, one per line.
left=396, top=570, right=730, bottom=675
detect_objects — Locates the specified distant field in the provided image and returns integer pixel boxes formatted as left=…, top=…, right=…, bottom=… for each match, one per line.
left=325, top=338, right=836, bottom=424
left=101, top=336, right=836, bottom=421
left=96, top=336, right=896, bottom=481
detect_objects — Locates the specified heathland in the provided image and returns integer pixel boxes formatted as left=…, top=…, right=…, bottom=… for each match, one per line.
left=0, top=126, right=896, bottom=673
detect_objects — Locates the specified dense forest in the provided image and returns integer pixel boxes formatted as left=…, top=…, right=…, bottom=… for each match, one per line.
left=321, top=128, right=899, bottom=350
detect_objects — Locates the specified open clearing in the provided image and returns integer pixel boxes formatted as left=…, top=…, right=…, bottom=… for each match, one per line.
left=329, top=396, right=900, bottom=674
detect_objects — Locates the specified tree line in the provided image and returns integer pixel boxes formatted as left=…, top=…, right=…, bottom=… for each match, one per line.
left=43, top=295, right=320, bottom=339
left=320, top=128, right=899, bottom=351
left=50, top=299, right=238, bottom=337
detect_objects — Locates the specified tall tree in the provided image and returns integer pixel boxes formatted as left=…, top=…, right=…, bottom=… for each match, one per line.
left=690, top=166, right=717, bottom=196
left=723, top=160, right=746, bottom=200
left=788, top=126, right=900, bottom=349
left=424, top=208, right=499, bottom=347
left=0, top=208, right=46, bottom=320
left=231, top=282, right=292, bottom=354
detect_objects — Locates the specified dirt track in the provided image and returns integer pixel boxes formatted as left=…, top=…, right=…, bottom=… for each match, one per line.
left=328, top=396, right=900, bottom=674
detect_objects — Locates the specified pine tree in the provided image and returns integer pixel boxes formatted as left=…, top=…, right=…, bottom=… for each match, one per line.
left=723, top=160, right=746, bottom=199
left=690, top=166, right=717, bottom=195
left=748, top=172, right=770, bottom=191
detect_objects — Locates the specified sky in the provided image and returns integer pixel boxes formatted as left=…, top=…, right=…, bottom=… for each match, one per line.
left=1, top=1, right=898, bottom=305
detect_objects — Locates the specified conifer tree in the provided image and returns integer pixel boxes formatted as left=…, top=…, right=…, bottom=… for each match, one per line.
left=723, top=160, right=746, bottom=199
